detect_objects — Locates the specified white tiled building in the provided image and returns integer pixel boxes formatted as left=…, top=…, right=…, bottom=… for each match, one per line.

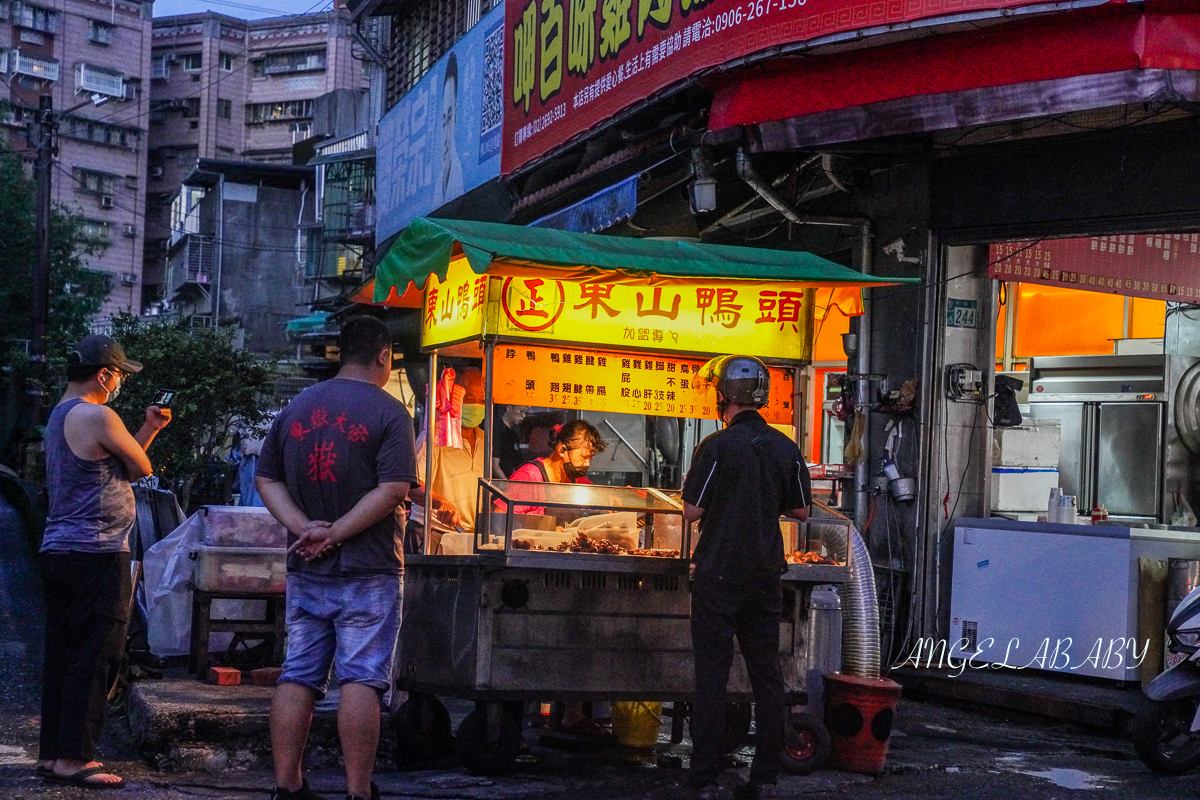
left=0, top=0, right=153, bottom=319
left=143, top=10, right=367, bottom=306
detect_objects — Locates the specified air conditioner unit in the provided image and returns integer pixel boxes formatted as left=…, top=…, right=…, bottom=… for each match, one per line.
left=120, top=272, right=137, bottom=286
left=150, top=166, right=164, bottom=178
left=99, top=194, right=113, bottom=209
left=122, top=223, right=136, bottom=237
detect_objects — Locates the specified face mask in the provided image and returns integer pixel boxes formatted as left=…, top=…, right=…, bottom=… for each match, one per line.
left=104, top=371, right=122, bottom=403
left=715, top=395, right=730, bottom=419
left=460, top=403, right=485, bottom=429
left=563, top=460, right=588, bottom=480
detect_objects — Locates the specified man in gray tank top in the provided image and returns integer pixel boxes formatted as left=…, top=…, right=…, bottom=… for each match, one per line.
left=39, top=335, right=171, bottom=789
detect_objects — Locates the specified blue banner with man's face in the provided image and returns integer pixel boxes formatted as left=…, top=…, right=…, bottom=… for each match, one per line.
left=376, top=6, right=505, bottom=246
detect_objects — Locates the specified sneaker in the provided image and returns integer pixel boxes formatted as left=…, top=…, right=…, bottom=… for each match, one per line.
left=345, top=782, right=380, bottom=800
left=270, top=780, right=328, bottom=800
left=732, top=782, right=777, bottom=800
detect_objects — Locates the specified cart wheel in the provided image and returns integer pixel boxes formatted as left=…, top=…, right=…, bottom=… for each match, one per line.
left=724, top=702, right=753, bottom=753
left=392, top=694, right=454, bottom=767
left=780, top=712, right=831, bottom=775
left=455, top=706, right=522, bottom=776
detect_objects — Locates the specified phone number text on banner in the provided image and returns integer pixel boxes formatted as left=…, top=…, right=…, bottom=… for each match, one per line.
left=503, top=0, right=1038, bottom=172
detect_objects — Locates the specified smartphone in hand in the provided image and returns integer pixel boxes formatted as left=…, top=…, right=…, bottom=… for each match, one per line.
left=152, top=389, right=176, bottom=408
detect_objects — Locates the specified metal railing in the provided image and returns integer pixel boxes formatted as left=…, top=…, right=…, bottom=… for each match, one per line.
left=76, top=63, right=124, bottom=98
left=167, top=234, right=215, bottom=289
left=10, top=49, right=59, bottom=81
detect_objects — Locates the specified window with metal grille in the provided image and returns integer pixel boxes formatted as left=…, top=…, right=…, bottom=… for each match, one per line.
left=12, top=2, right=58, bottom=34
left=246, top=99, right=314, bottom=123
left=263, top=48, right=326, bottom=74
left=384, top=0, right=498, bottom=111
left=217, top=99, right=232, bottom=119
left=72, top=168, right=117, bottom=196
left=78, top=219, right=112, bottom=243
left=88, top=20, right=112, bottom=44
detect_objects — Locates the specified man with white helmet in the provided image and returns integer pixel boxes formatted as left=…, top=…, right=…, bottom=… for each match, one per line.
left=682, top=355, right=812, bottom=800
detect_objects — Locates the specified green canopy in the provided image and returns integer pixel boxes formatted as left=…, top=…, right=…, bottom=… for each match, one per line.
left=373, top=217, right=915, bottom=303
left=285, top=310, right=331, bottom=336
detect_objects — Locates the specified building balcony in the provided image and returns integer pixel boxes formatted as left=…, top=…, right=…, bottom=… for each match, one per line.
left=11, top=50, right=59, bottom=82
left=166, top=234, right=215, bottom=293
left=322, top=201, right=375, bottom=244
left=76, top=63, right=124, bottom=98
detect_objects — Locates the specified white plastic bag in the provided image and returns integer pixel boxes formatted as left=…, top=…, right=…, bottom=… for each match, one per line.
left=1172, top=490, right=1197, bottom=528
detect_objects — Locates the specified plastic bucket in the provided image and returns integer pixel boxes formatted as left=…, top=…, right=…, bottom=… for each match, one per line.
left=611, top=701, right=662, bottom=748
left=823, top=673, right=902, bottom=774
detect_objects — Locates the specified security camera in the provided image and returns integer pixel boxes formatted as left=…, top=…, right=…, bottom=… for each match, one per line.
left=90, top=93, right=108, bottom=107
left=882, top=234, right=921, bottom=264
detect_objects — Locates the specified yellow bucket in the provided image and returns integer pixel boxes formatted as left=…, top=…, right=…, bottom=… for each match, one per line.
left=611, top=701, right=663, bottom=748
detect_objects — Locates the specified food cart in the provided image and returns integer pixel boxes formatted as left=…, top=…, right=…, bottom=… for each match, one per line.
left=362, top=218, right=906, bottom=774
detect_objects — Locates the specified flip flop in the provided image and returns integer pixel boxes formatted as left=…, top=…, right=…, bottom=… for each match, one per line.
left=45, top=765, right=125, bottom=789
left=37, top=762, right=102, bottom=774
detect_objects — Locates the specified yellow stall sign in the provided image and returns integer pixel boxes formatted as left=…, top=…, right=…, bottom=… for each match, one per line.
left=491, top=274, right=815, bottom=361
left=422, top=257, right=489, bottom=348
left=493, top=344, right=796, bottom=424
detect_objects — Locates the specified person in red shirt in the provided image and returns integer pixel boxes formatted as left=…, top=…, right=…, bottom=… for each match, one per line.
left=501, top=420, right=606, bottom=516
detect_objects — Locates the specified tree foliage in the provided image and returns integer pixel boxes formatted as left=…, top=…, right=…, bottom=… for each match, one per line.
left=106, top=313, right=277, bottom=508
left=0, top=142, right=111, bottom=370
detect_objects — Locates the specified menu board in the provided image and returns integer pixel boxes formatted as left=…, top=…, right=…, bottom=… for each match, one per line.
left=492, top=343, right=795, bottom=423
left=988, top=234, right=1200, bottom=302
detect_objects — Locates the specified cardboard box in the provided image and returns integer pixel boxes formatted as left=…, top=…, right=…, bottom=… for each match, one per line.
left=993, top=421, right=1061, bottom=468
left=991, top=467, right=1059, bottom=512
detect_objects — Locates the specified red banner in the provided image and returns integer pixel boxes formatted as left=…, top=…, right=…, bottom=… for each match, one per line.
left=502, top=0, right=1052, bottom=173
left=988, top=234, right=1200, bottom=303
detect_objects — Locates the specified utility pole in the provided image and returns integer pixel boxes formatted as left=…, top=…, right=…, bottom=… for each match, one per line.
left=26, top=94, right=54, bottom=429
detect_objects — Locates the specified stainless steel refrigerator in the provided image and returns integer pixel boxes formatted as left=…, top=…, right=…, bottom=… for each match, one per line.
left=1027, top=355, right=1166, bottom=520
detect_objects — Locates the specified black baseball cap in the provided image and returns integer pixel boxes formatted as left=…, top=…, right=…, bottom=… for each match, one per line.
left=69, top=335, right=143, bottom=373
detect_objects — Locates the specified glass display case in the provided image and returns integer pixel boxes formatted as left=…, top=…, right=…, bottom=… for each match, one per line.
left=462, top=479, right=849, bottom=569
left=475, top=479, right=688, bottom=558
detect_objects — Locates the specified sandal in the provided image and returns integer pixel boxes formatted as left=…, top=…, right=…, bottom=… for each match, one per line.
left=45, top=765, right=125, bottom=789
left=38, top=761, right=102, bottom=774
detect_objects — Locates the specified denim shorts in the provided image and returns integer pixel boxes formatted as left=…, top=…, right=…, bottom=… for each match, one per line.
left=280, top=572, right=403, bottom=696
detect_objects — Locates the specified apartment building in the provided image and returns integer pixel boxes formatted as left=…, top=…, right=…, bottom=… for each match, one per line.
left=144, top=10, right=366, bottom=308
left=0, top=0, right=152, bottom=319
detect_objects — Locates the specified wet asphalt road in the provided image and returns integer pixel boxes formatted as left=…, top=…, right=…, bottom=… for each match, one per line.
left=5, top=494, right=1200, bottom=798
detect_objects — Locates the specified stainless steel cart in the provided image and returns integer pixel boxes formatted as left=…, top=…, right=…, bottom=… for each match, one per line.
left=395, top=480, right=849, bottom=774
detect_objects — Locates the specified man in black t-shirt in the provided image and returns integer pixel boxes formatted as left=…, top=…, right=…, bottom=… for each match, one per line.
left=682, top=356, right=811, bottom=800
left=257, top=316, right=417, bottom=800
